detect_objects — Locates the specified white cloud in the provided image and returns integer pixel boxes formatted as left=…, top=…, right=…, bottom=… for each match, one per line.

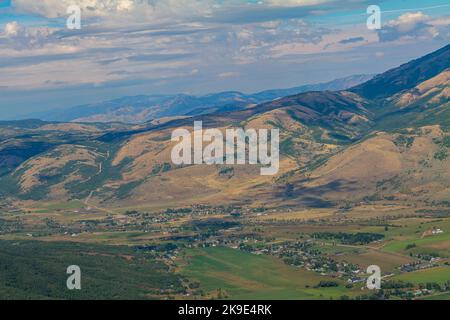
left=2, top=1, right=449, bottom=95
left=11, top=0, right=217, bottom=21
left=394, top=12, right=429, bottom=33
left=378, top=12, right=443, bottom=42
left=11, top=0, right=335, bottom=22
left=13, top=0, right=134, bottom=18
left=1, top=21, right=56, bottom=50
left=4, top=21, right=21, bottom=37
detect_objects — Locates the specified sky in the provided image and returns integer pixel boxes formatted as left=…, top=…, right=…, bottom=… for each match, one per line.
left=0, top=0, right=449, bottom=119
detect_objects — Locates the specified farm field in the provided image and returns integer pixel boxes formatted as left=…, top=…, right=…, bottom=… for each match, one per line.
left=331, top=248, right=414, bottom=273
left=392, top=267, right=450, bottom=285
left=179, top=247, right=357, bottom=300
left=383, top=232, right=450, bottom=256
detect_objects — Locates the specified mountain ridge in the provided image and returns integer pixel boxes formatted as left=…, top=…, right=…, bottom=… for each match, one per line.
left=24, top=74, right=374, bottom=124
left=351, top=44, right=450, bottom=100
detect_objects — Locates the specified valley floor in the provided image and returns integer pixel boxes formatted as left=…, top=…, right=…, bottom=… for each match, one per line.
left=0, top=200, right=449, bottom=300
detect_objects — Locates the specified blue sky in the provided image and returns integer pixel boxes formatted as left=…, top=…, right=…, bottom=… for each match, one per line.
left=0, top=0, right=449, bottom=119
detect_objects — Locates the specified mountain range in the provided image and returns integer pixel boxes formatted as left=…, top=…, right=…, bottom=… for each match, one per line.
left=27, top=74, right=374, bottom=124
left=0, top=44, right=449, bottom=210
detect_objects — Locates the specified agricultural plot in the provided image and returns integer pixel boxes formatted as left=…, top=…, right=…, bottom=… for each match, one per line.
left=392, top=267, right=450, bottom=285
left=180, top=246, right=356, bottom=300
left=383, top=232, right=450, bottom=256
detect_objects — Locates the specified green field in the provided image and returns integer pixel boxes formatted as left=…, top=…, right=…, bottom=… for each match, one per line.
left=383, top=232, right=450, bottom=255
left=392, top=266, right=450, bottom=285
left=180, top=246, right=354, bottom=300
left=423, top=291, right=450, bottom=300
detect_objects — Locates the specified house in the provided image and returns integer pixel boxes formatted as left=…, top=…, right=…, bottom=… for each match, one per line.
left=432, top=228, right=444, bottom=235
left=348, top=277, right=363, bottom=284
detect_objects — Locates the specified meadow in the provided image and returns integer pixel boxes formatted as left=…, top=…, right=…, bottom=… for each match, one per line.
left=180, top=246, right=357, bottom=300
left=392, top=267, right=450, bottom=285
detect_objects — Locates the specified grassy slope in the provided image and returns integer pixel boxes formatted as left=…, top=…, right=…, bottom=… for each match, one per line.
left=383, top=232, right=450, bottom=255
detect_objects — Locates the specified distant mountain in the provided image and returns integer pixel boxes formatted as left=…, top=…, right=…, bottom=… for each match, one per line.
left=32, top=93, right=254, bottom=124
left=252, top=74, right=374, bottom=101
left=30, top=74, right=373, bottom=124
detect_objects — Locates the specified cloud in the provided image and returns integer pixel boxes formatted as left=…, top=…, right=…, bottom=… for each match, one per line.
left=0, top=1, right=374, bottom=91
left=270, top=23, right=377, bottom=57
left=378, top=12, right=441, bottom=42
left=11, top=0, right=217, bottom=21
left=4, top=21, right=20, bottom=37
left=339, top=36, right=365, bottom=44
left=13, top=0, right=141, bottom=18
left=10, top=0, right=356, bottom=24
left=0, top=18, right=200, bottom=89
left=2, top=0, right=449, bottom=97
left=218, top=71, right=240, bottom=79
left=1, top=21, right=55, bottom=50
left=126, top=53, right=194, bottom=62
left=265, top=0, right=328, bottom=6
